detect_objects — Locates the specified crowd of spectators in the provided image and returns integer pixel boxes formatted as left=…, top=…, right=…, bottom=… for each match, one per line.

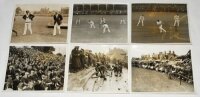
left=4, top=46, right=65, bottom=90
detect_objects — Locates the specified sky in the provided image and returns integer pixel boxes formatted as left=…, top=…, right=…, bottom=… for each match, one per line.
left=53, top=46, right=66, bottom=55
left=16, top=4, right=69, bottom=12
left=131, top=45, right=190, bottom=58
left=70, top=45, right=128, bottom=54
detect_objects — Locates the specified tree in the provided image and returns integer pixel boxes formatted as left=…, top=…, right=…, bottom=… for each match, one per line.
left=56, top=53, right=63, bottom=56
left=16, top=7, right=22, bottom=15
left=31, top=46, right=55, bottom=53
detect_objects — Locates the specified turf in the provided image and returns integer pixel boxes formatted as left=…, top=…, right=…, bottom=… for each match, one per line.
left=132, top=12, right=190, bottom=43
left=71, top=15, right=127, bottom=43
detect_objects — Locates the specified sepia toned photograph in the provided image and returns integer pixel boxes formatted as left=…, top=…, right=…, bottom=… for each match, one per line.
left=4, top=45, right=66, bottom=91
left=132, top=4, right=190, bottom=43
left=131, top=45, right=194, bottom=92
left=11, top=4, right=69, bottom=43
left=67, top=45, right=128, bottom=92
left=71, top=4, right=127, bottom=43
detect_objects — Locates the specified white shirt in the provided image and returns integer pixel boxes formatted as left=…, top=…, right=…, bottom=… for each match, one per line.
left=174, top=15, right=179, bottom=20
left=100, top=18, right=106, bottom=23
left=25, top=14, right=31, bottom=23
left=102, top=24, right=109, bottom=28
left=89, top=21, right=94, bottom=25
left=139, top=15, right=144, bottom=20
left=156, top=20, right=162, bottom=26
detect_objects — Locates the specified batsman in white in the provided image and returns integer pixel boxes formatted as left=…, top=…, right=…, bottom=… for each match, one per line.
left=174, top=14, right=180, bottom=27
left=88, top=20, right=96, bottom=29
left=102, top=23, right=111, bottom=33
left=137, top=15, right=144, bottom=26
left=156, top=20, right=167, bottom=33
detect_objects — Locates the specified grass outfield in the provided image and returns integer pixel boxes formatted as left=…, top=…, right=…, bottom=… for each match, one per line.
left=132, top=67, right=194, bottom=92
left=132, top=12, right=190, bottom=43
left=71, top=15, right=127, bottom=43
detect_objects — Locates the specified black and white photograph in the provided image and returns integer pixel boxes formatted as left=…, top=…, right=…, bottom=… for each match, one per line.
left=4, top=45, right=66, bottom=91
left=11, top=4, right=69, bottom=43
left=71, top=4, right=127, bottom=43
left=131, top=45, right=194, bottom=92
left=132, top=4, right=190, bottom=43
left=67, top=45, right=128, bottom=92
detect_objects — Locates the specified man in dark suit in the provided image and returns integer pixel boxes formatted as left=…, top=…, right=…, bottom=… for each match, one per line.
left=22, top=10, right=35, bottom=35
left=53, top=12, right=63, bottom=36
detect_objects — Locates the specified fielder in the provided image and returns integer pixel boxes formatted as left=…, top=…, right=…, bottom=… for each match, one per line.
left=76, top=18, right=80, bottom=25
left=22, top=10, right=35, bottom=35
left=156, top=20, right=167, bottom=33
left=102, top=23, right=111, bottom=33
left=137, top=15, right=144, bottom=26
left=120, top=18, right=126, bottom=24
left=88, top=20, right=96, bottom=28
left=174, top=14, right=180, bottom=27
left=100, top=17, right=106, bottom=24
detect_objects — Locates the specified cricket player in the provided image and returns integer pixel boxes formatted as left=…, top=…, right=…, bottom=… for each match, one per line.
left=120, top=18, right=126, bottom=24
left=100, top=17, right=106, bottom=24
left=22, top=10, right=34, bottom=35
left=13, top=17, right=18, bottom=36
left=156, top=20, right=166, bottom=33
left=88, top=20, right=96, bottom=28
left=174, top=14, right=180, bottom=27
left=102, top=23, right=111, bottom=33
left=137, top=15, right=144, bottom=26
left=76, top=18, right=80, bottom=25
left=53, top=12, right=63, bottom=36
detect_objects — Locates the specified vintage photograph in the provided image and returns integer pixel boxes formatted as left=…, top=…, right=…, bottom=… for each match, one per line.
left=67, top=45, right=128, bottom=92
left=4, top=45, right=66, bottom=91
left=131, top=45, right=194, bottom=92
left=132, top=4, right=190, bottom=43
left=71, top=4, right=127, bottom=43
left=11, top=4, right=69, bottom=43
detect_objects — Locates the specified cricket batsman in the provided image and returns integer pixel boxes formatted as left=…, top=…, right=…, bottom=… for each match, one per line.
left=156, top=20, right=166, bottom=33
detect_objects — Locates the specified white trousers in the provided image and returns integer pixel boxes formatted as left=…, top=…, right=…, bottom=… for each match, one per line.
left=137, top=19, right=144, bottom=26
left=90, top=24, right=95, bottom=28
left=103, top=27, right=111, bottom=33
left=23, top=22, right=32, bottom=35
left=174, top=20, right=180, bottom=27
left=120, top=20, right=126, bottom=24
left=159, top=25, right=166, bottom=33
left=53, top=23, right=61, bottom=35
left=76, top=19, right=80, bottom=24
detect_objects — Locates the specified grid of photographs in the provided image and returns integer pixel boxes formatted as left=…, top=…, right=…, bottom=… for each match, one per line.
left=2, top=3, right=194, bottom=94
